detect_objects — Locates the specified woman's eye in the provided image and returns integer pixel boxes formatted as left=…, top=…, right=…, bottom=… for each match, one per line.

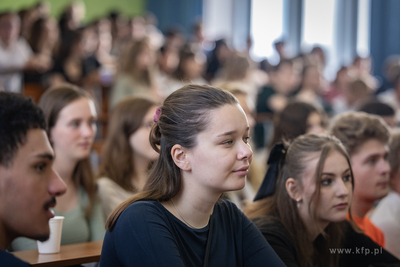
left=223, top=140, right=233, bottom=146
left=243, top=136, right=251, bottom=144
left=321, top=179, right=332, bottom=186
left=343, top=175, right=351, bottom=182
left=71, top=121, right=80, bottom=127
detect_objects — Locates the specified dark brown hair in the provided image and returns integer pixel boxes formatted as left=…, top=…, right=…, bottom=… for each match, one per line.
left=99, top=97, right=157, bottom=191
left=38, top=83, right=97, bottom=218
left=106, top=84, right=238, bottom=230
left=269, top=101, right=326, bottom=149
left=244, top=134, right=357, bottom=267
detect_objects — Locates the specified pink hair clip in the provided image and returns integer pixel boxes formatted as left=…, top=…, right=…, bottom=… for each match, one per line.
left=153, top=106, right=162, bottom=122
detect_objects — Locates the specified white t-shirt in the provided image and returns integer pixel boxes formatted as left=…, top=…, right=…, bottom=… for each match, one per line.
left=0, top=37, right=32, bottom=92
left=370, top=190, right=400, bottom=259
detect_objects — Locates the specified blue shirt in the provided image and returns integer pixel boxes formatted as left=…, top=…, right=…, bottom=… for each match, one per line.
left=0, top=249, right=29, bottom=267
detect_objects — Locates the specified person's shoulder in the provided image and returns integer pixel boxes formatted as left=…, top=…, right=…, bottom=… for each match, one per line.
left=252, top=216, right=285, bottom=232
left=0, top=249, right=30, bottom=267
left=114, top=200, right=168, bottom=230
left=120, top=200, right=164, bottom=218
left=97, top=177, right=120, bottom=189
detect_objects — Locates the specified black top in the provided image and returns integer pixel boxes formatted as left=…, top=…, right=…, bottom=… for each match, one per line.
left=100, top=199, right=286, bottom=267
left=51, top=55, right=100, bottom=85
left=0, top=249, right=29, bottom=267
left=253, top=216, right=400, bottom=267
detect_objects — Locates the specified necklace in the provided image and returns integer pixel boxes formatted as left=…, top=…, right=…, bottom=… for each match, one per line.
left=170, top=198, right=196, bottom=229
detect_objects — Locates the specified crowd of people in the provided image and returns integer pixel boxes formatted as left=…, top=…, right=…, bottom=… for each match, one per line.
left=1, top=1, right=400, bottom=267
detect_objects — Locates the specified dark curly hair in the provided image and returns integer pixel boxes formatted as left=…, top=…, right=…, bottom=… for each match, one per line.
left=0, top=92, right=46, bottom=166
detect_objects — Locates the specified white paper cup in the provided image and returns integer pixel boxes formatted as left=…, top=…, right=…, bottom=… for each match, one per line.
left=37, top=216, right=64, bottom=254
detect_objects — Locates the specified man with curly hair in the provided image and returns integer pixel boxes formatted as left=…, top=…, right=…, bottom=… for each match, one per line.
left=0, top=92, right=66, bottom=265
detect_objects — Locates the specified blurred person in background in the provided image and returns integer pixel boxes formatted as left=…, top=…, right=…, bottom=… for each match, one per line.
left=371, top=130, right=400, bottom=259
left=205, top=38, right=231, bottom=82
left=97, top=97, right=158, bottom=218
left=161, top=47, right=207, bottom=99
left=254, top=59, right=299, bottom=149
left=359, top=99, right=397, bottom=129
left=110, top=39, right=159, bottom=107
left=156, top=45, right=179, bottom=78
left=50, top=28, right=101, bottom=89
left=24, top=17, right=59, bottom=88
left=324, top=66, right=350, bottom=104
left=332, top=79, right=373, bottom=115
left=269, top=101, right=326, bottom=150
left=0, top=11, right=51, bottom=92
left=214, top=52, right=262, bottom=103
left=378, top=73, right=400, bottom=124
left=295, top=64, right=330, bottom=113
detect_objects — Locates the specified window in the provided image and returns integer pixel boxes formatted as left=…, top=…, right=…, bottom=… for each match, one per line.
left=250, top=0, right=284, bottom=64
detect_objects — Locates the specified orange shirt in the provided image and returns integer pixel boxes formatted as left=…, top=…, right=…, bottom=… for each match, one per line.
left=347, top=214, right=385, bottom=247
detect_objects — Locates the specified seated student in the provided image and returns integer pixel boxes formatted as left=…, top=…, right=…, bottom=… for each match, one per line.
left=269, top=100, right=326, bottom=150
left=254, top=59, right=298, bottom=149
left=332, top=79, right=372, bottom=115
left=97, top=97, right=159, bottom=218
left=371, top=130, right=400, bottom=259
left=0, top=92, right=66, bottom=265
left=11, top=84, right=105, bottom=251
left=0, top=12, right=51, bottom=92
left=244, top=134, right=400, bottom=267
left=161, top=47, right=207, bottom=99
left=100, top=85, right=286, bottom=267
left=329, top=112, right=390, bottom=247
left=359, top=99, right=397, bottom=128
left=220, top=86, right=261, bottom=208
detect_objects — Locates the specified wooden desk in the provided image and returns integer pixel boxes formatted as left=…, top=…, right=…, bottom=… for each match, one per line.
left=11, top=241, right=103, bottom=267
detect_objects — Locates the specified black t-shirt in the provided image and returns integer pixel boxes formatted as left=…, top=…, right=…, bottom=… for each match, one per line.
left=100, top=199, right=285, bottom=267
left=253, top=216, right=400, bottom=267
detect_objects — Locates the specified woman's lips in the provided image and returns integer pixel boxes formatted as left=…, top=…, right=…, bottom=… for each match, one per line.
left=333, top=203, right=348, bottom=210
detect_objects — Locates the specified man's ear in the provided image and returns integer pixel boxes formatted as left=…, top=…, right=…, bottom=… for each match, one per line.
left=286, top=178, right=302, bottom=202
left=171, top=144, right=191, bottom=171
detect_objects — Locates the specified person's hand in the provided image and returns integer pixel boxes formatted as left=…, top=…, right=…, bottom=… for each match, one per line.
left=25, top=54, right=52, bottom=73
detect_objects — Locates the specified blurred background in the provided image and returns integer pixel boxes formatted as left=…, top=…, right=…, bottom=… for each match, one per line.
left=1, top=0, right=397, bottom=83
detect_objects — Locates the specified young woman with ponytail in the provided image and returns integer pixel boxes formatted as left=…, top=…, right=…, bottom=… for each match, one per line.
left=100, top=85, right=285, bottom=267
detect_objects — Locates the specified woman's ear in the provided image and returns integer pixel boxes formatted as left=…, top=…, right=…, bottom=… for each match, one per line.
left=286, top=178, right=302, bottom=202
left=171, top=144, right=191, bottom=171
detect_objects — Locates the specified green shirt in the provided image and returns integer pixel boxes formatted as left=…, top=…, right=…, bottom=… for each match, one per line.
left=10, top=187, right=105, bottom=251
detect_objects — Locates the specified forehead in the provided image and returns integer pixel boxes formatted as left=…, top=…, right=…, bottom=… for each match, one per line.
left=352, top=139, right=388, bottom=158
left=10, top=129, right=53, bottom=166
left=203, top=104, right=248, bottom=133
left=322, top=150, right=349, bottom=172
left=57, top=98, right=97, bottom=120
left=0, top=14, right=19, bottom=25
